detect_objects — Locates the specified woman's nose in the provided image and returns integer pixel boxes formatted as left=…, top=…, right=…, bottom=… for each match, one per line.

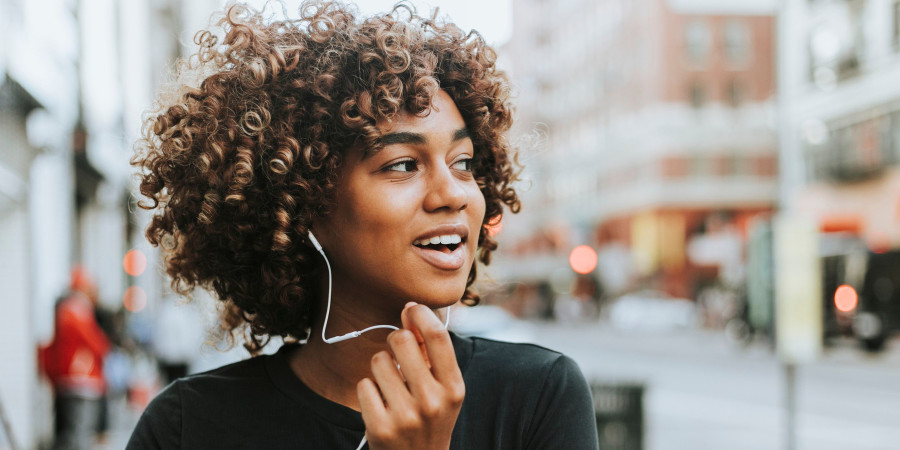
left=423, top=165, right=468, bottom=212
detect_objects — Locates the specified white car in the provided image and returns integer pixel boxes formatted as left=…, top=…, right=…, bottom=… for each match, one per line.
left=608, top=290, right=700, bottom=331
left=449, top=304, right=536, bottom=343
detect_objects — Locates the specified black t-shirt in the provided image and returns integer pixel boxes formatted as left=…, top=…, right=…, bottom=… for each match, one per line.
left=127, top=332, right=599, bottom=449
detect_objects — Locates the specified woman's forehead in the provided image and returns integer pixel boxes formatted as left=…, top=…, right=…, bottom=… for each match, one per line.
left=374, top=90, right=467, bottom=136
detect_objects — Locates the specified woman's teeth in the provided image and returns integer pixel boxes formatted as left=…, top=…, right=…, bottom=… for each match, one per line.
left=414, top=234, right=462, bottom=246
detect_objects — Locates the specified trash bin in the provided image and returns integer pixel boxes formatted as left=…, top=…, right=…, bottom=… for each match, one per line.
left=589, top=381, right=644, bottom=450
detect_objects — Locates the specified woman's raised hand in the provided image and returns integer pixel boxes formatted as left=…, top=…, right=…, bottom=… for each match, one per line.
left=357, top=303, right=465, bottom=450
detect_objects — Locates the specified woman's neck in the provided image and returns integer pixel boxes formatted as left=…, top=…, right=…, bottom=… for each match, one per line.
left=288, top=294, right=403, bottom=411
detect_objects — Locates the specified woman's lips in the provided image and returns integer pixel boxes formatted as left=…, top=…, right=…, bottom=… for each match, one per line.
left=412, top=243, right=467, bottom=271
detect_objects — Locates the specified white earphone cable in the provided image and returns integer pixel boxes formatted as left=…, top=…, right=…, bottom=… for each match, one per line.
left=308, top=231, right=451, bottom=343
left=308, top=231, right=451, bottom=450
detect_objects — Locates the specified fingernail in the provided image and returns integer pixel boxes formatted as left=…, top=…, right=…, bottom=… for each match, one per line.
left=405, top=302, right=417, bottom=308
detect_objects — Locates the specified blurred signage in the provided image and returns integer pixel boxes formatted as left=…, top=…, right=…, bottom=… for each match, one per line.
left=630, top=212, right=686, bottom=275
left=774, top=216, right=823, bottom=364
left=631, top=212, right=659, bottom=275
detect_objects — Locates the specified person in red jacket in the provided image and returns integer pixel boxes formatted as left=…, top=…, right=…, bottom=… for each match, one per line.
left=39, top=267, right=111, bottom=450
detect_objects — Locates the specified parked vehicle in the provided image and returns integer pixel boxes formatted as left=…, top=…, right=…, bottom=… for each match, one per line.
left=747, top=224, right=900, bottom=351
left=449, top=304, right=536, bottom=343
left=821, top=235, right=900, bottom=351
left=607, top=290, right=699, bottom=332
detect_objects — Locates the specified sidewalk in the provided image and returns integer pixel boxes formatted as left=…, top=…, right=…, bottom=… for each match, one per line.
left=528, top=320, right=900, bottom=372
left=527, top=321, right=900, bottom=450
left=98, top=395, right=142, bottom=450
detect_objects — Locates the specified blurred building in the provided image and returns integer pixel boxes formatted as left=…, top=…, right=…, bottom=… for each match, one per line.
left=780, top=0, right=900, bottom=250
left=0, top=0, right=226, bottom=446
left=1, top=0, right=81, bottom=446
left=497, top=0, right=778, bottom=302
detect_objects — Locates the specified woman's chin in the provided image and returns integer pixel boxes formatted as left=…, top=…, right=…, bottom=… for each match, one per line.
left=404, top=285, right=466, bottom=309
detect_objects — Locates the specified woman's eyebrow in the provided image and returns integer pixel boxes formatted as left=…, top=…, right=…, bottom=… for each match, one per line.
left=379, top=127, right=469, bottom=147
left=452, top=127, right=470, bottom=142
left=362, top=132, right=425, bottom=160
left=366, top=127, right=471, bottom=159
left=379, top=131, right=426, bottom=147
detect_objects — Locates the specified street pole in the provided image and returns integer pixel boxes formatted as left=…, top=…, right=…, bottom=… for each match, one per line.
left=773, top=215, right=822, bottom=450
left=775, top=2, right=817, bottom=450
left=784, top=363, right=796, bottom=450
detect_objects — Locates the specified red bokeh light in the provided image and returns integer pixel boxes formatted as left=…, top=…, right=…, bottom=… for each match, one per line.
left=867, top=232, right=890, bottom=254
left=834, top=284, right=858, bottom=313
left=569, top=245, right=598, bottom=275
left=123, top=249, right=147, bottom=277
left=123, top=286, right=147, bottom=312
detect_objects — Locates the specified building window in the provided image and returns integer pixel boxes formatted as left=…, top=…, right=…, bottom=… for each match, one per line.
left=689, top=81, right=706, bottom=109
left=727, top=79, right=746, bottom=107
left=755, top=155, right=778, bottom=177
left=685, top=20, right=712, bottom=66
left=808, top=2, right=864, bottom=85
left=724, top=20, right=752, bottom=65
left=715, top=154, right=738, bottom=177
left=735, top=154, right=754, bottom=176
left=690, top=155, right=712, bottom=176
left=661, top=156, right=689, bottom=179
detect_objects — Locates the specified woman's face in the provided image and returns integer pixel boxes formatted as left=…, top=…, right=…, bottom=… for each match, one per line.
left=314, top=90, right=486, bottom=312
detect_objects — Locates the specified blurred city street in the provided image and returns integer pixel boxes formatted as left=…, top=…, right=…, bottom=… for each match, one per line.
left=532, top=322, right=900, bottom=450
left=6, top=0, right=900, bottom=448
left=92, top=319, right=900, bottom=450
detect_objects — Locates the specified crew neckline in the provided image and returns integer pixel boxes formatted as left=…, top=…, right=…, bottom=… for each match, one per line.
left=266, top=342, right=365, bottom=430
left=264, top=332, right=474, bottom=431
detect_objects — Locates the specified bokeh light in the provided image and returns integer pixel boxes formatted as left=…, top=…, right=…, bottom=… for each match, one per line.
left=123, top=286, right=147, bottom=312
left=834, top=284, right=858, bottom=313
left=868, top=232, right=890, bottom=254
left=123, top=249, right=147, bottom=276
left=569, top=245, right=598, bottom=275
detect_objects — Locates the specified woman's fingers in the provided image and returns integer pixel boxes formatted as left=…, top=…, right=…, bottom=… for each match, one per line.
left=357, top=377, right=387, bottom=424
left=387, top=329, right=434, bottom=398
left=369, top=350, right=413, bottom=410
left=400, top=302, right=431, bottom=367
left=405, top=304, right=464, bottom=386
left=359, top=304, right=465, bottom=450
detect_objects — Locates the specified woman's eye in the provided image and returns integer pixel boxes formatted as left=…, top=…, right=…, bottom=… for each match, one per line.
left=384, top=160, right=418, bottom=172
left=452, top=158, right=474, bottom=172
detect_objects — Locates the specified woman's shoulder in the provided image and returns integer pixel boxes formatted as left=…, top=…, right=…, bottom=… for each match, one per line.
left=135, top=358, right=262, bottom=418
left=451, top=332, right=581, bottom=382
left=126, top=354, right=276, bottom=449
left=449, top=333, right=599, bottom=448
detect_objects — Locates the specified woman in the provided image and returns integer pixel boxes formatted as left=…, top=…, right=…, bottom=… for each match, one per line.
left=127, top=1, right=599, bottom=449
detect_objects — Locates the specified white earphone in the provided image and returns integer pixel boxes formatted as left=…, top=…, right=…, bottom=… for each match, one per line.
left=307, top=230, right=452, bottom=450
left=307, top=231, right=450, bottom=344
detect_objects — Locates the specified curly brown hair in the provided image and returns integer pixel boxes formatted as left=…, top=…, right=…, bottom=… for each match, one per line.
left=133, top=0, right=520, bottom=354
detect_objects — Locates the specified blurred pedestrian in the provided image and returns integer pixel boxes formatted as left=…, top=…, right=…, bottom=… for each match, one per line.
left=126, top=1, right=599, bottom=449
left=38, top=266, right=111, bottom=450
